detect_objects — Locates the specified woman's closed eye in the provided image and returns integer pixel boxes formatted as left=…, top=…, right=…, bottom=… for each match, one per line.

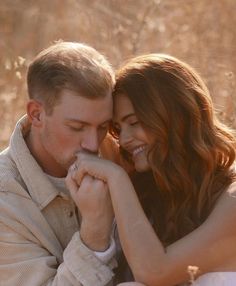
left=130, top=121, right=139, bottom=126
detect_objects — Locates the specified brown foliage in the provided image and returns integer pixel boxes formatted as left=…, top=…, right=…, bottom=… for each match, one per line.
left=0, top=0, right=235, bottom=149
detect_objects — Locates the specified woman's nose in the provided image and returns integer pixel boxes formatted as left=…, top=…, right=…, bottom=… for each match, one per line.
left=119, top=128, right=133, bottom=147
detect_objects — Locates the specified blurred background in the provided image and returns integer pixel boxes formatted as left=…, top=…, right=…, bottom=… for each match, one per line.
left=0, top=0, right=235, bottom=150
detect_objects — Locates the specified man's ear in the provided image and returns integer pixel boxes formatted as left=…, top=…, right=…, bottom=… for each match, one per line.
left=26, top=99, right=44, bottom=127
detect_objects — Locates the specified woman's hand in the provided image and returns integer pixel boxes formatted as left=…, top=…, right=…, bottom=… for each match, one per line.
left=69, top=151, right=125, bottom=187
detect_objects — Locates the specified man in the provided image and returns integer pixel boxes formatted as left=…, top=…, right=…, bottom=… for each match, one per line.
left=0, top=41, right=119, bottom=285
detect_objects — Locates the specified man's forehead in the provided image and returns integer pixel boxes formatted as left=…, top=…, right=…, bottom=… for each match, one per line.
left=51, top=90, right=112, bottom=123
left=59, top=90, right=112, bottom=107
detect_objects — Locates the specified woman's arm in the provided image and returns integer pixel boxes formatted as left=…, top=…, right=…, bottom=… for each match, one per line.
left=68, top=153, right=236, bottom=286
left=111, top=175, right=236, bottom=285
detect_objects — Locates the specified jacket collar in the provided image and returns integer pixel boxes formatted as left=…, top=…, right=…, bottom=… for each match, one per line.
left=9, top=115, right=62, bottom=210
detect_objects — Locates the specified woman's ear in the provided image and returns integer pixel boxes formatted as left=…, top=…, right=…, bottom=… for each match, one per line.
left=26, top=99, right=44, bottom=127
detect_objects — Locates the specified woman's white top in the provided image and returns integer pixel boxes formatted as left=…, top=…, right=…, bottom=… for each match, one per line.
left=192, top=272, right=236, bottom=285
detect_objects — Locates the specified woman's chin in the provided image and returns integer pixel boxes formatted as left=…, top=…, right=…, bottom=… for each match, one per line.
left=134, top=161, right=150, bottom=172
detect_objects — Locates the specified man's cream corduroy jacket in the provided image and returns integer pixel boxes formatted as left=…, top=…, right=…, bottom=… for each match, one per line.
left=0, top=116, right=119, bottom=286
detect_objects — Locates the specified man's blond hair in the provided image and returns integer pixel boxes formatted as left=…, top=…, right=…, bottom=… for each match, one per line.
left=27, top=41, right=114, bottom=114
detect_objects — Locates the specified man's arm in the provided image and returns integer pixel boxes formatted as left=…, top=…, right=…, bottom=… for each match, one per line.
left=0, top=190, right=114, bottom=286
left=68, top=175, right=114, bottom=252
left=0, top=222, right=114, bottom=286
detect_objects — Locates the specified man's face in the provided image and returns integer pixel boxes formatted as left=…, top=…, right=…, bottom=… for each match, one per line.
left=38, top=90, right=113, bottom=177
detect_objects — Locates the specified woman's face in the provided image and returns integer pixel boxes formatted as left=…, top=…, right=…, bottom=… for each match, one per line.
left=113, top=95, right=156, bottom=172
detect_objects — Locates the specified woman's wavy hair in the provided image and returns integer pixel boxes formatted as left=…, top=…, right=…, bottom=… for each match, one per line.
left=112, top=54, right=236, bottom=245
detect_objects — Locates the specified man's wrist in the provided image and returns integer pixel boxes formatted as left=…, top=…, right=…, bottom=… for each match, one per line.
left=80, top=220, right=111, bottom=251
left=93, top=236, right=116, bottom=264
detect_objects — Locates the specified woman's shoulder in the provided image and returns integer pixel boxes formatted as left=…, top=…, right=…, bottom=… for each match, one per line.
left=193, top=272, right=236, bottom=285
left=217, top=181, right=236, bottom=208
left=207, top=181, right=236, bottom=234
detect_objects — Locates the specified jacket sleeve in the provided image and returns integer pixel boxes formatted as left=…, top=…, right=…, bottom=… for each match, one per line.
left=0, top=212, right=114, bottom=286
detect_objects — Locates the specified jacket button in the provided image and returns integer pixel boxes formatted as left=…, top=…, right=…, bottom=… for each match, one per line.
left=68, top=211, right=73, bottom=217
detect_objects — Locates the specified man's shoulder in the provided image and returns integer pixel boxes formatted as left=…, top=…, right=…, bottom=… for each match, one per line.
left=0, top=146, right=16, bottom=175
left=0, top=147, right=23, bottom=193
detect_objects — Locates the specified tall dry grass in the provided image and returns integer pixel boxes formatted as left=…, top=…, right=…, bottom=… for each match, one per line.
left=0, top=0, right=235, bottom=150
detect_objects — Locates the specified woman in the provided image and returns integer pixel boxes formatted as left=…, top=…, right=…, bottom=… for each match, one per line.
left=67, top=54, right=236, bottom=285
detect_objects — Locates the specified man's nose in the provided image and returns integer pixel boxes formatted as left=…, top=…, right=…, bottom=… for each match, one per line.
left=81, top=130, right=99, bottom=154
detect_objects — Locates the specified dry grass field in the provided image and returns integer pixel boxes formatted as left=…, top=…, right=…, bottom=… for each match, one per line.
left=0, top=0, right=235, bottom=150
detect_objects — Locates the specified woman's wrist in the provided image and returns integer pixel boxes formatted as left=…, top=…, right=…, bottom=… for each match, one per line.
left=108, top=164, right=129, bottom=187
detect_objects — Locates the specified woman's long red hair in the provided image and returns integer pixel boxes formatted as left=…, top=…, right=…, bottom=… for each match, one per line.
left=113, top=54, right=236, bottom=244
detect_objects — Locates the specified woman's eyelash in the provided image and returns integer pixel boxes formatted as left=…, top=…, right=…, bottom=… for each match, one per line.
left=130, top=121, right=139, bottom=126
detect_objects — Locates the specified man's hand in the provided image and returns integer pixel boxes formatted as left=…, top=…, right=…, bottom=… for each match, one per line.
left=66, top=173, right=114, bottom=251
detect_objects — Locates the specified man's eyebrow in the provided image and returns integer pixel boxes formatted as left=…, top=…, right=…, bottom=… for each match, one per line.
left=64, top=118, right=87, bottom=124
left=100, top=119, right=112, bottom=125
left=65, top=118, right=112, bottom=125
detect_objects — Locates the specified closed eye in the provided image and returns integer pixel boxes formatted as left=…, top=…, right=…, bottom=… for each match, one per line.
left=68, top=125, right=84, bottom=132
left=130, top=121, right=139, bottom=126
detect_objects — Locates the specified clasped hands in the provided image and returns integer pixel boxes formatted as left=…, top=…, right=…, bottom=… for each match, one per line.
left=65, top=152, right=119, bottom=251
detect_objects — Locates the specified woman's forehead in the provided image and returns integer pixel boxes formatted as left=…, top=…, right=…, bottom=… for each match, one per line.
left=113, top=95, right=135, bottom=122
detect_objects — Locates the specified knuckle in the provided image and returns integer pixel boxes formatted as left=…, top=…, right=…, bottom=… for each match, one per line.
left=81, top=175, right=93, bottom=187
left=95, top=180, right=103, bottom=188
left=94, top=179, right=107, bottom=190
